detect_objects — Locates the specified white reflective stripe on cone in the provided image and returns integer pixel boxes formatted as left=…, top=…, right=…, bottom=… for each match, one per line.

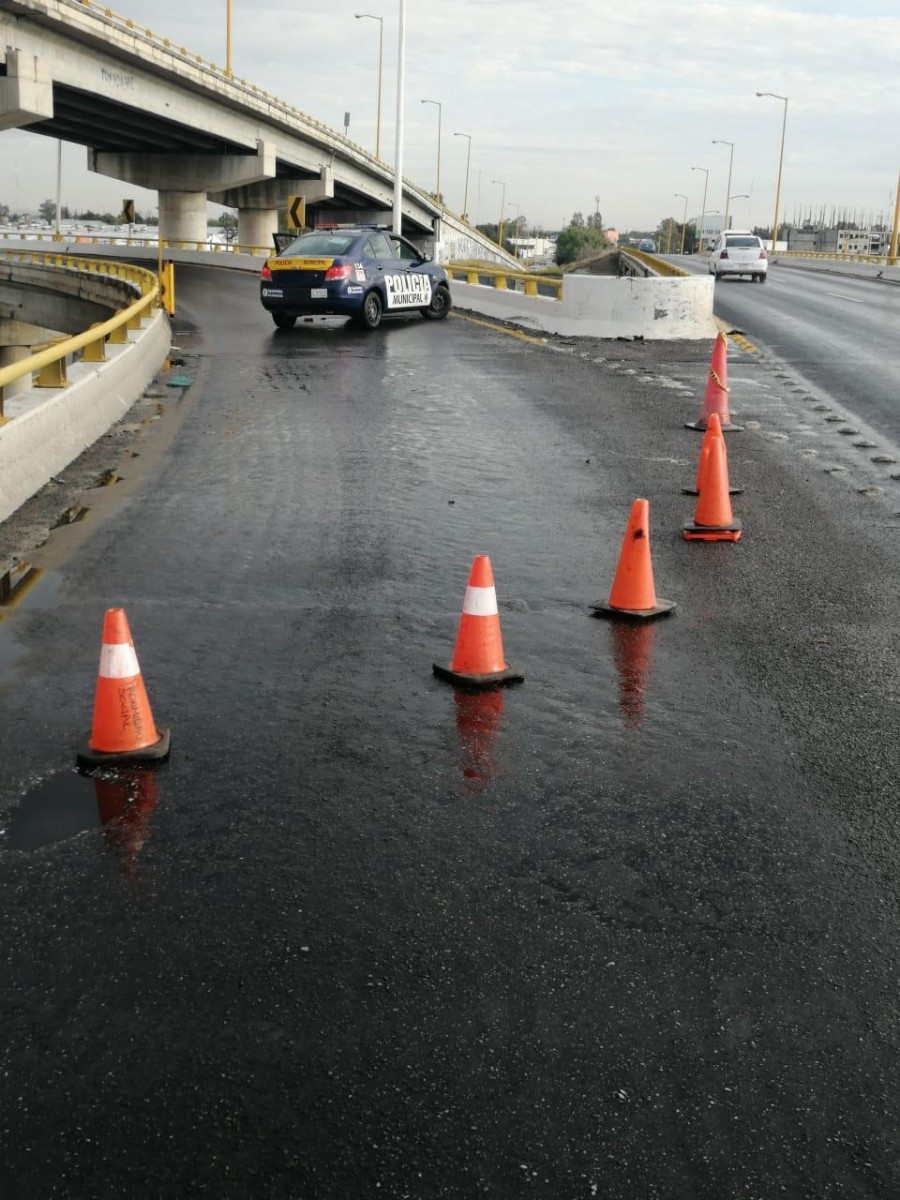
left=99, top=642, right=141, bottom=679
left=462, top=585, right=499, bottom=617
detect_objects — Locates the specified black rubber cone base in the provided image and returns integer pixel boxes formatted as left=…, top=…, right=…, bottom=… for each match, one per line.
left=682, top=485, right=743, bottom=496
left=433, top=663, right=524, bottom=689
left=685, top=420, right=744, bottom=432
left=590, top=597, right=676, bottom=621
left=77, top=726, right=171, bottom=769
left=683, top=520, right=742, bottom=542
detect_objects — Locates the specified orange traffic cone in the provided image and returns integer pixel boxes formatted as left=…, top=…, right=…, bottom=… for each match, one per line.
left=591, top=499, right=676, bottom=620
left=433, top=555, right=523, bottom=688
left=682, top=412, right=743, bottom=495
left=77, top=608, right=171, bottom=767
left=686, top=332, right=743, bottom=432
left=683, top=434, right=742, bottom=541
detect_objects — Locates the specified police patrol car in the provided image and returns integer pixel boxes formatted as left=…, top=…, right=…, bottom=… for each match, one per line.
left=259, top=224, right=452, bottom=331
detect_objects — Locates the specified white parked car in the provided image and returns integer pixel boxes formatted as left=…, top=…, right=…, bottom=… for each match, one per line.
left=708, top=230, right=768, bottom=282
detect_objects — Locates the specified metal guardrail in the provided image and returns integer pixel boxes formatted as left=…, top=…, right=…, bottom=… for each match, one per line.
left=0, top=230, right=271, bottom=257
left=444, top=263, right=563, bottom=299
left=776, top=250, right=896, bottom=265
left=620, top=250, right=689, bottom=278
left=0, top=252, right=160, bottom=418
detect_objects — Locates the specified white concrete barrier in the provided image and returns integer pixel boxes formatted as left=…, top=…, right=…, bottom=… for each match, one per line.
left=0, top=310, right=170, bottom=524
left=449, top=273, right=718, bottom=340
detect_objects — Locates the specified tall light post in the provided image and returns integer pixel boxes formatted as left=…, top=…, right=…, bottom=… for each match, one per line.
left=674, top=192, right=688, bottom=253
left=729, top=193, right=750, bottom=227
left=454, top=132, right=472, bottom=221
left=889, top=168, right=900, bottom=266
left=691, top=166, right=709, bottom=253
left=756, top=92, right=788, bottom=253
left=492, top=179, right=506, bottom=248
left=54, top=138, right=62, bottom=241
left=392, top=0, right=406, bottom=234
left=421, top=98, right=442, bottom=201
left=712, top=138, right=734, bottom=231
left=225, top=0, right=232, bottom=78
left=507, top=201, right=521, bottom=256
left=355, top=13, right=383, bottom=159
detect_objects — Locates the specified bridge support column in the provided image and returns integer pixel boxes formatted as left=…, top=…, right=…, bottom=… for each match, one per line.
left=0, top=346, right=34, bottom=400
left=211, top=168, right=335, bottom=243
left=237, top=209, right=279, bottom=252
left=157, top=191, right=209, bottom=245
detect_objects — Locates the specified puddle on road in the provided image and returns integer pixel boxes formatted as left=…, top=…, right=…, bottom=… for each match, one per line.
left=1, top=767, right=161, bottom=857
left=0, top=564, right=65, bottom=673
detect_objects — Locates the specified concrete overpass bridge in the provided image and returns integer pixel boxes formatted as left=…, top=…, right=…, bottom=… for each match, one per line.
left=0, top=0, right=508, bottom=262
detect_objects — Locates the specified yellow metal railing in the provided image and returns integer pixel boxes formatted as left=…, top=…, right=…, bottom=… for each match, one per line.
left=444, top=263, right=563, bottom=299
left=0, top=230, right=272, bottom=257
left=622, top=249, right=690, bottom=278
left=0, top=252, right=161, bottom=419
left=775, top=249, right=892, bottom=264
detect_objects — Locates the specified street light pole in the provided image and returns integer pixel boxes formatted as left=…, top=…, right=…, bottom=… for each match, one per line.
left=507, top=201, right=520, bottom=255
left=889, top=168, right=900, bottom=266
left=675, top=192, right=688, bottom=253
left=712, top=139, right=734, bottom=231
left=454, top=132, right=471, bottom=221
left=421, top=98, right=442, bottom=201
left=492, top=179, right=506, bottom=249
left=225, top=0, right=232, bottom=78
left=355, top=14, right=384, bottom=159
left=691, top=166, right=709, bottom=253
left=392, top=0, right=406, bottom=234
left=728, top=193, right=750, bottom=227
left=756, top=92, right=788, bottom=253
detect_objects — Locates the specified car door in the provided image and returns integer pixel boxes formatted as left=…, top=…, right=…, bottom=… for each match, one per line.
left=384, top=234, right=434, bottom=311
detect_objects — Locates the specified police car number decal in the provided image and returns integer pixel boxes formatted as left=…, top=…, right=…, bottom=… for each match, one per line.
left=384, top=274, right=433, bottom=308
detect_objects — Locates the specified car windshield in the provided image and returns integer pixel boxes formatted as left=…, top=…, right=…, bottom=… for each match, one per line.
left=725, top=236, right=759, bottom=247
left=282, top=233, right=357, bottom=256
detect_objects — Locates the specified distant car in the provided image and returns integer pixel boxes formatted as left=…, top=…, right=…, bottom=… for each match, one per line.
left=259, top=225, right=452, bottom=330
left=638, top=239, right=656, bottom=252
left=708, top=230, right=768, bottom=282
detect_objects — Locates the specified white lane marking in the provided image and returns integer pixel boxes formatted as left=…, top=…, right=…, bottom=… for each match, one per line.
left=825, top=292, right=865, bottom=304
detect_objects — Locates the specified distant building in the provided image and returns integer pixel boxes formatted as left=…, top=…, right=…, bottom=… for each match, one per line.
left=605, top=228, right=620, bottom=245
left=509, top=236, right=557, bottom=261
left=786, top=227, right=888, bottom=254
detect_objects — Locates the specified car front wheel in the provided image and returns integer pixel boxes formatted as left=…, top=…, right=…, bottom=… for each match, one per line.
left=273, top=312, right=296, bottom=330
left=422, top=285, right=451, bottom=320
left=356, top=290, right=383, bottom=330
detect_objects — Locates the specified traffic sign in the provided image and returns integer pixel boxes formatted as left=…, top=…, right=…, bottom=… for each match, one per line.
left=122, top=198, right=135, bottom=224
left=287, top=196, right=306, bottom=230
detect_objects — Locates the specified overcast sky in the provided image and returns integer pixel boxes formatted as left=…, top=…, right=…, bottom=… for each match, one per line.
left=1, top=0, right=898, bottom=232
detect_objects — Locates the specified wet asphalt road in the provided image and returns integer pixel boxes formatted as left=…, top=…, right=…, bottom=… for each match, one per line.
left=3, top=264, right=900, bottom=1198
left=675, top=256, right=900, bottom=443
